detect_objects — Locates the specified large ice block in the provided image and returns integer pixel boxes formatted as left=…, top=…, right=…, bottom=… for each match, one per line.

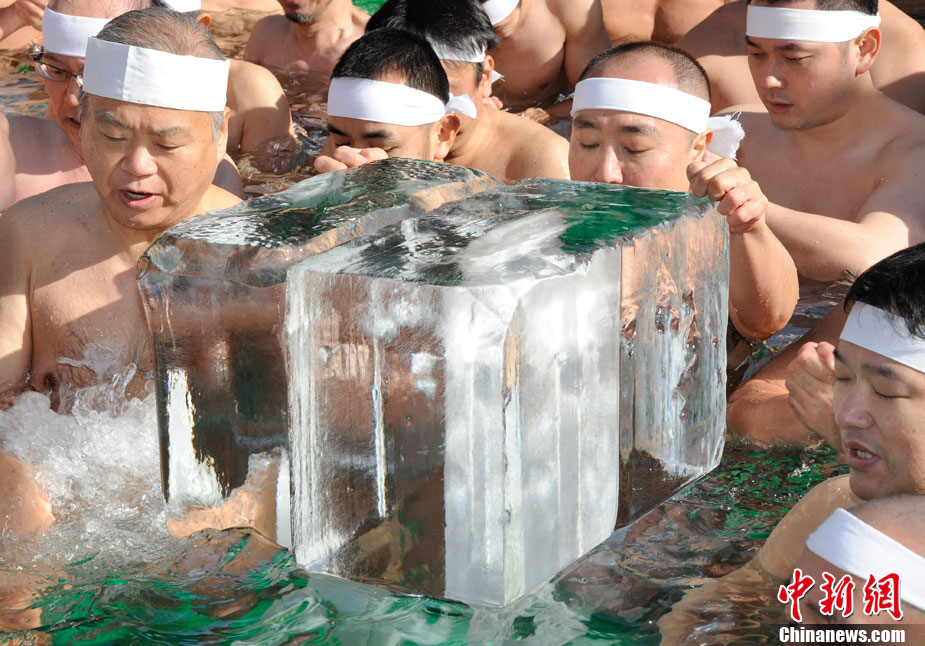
left=138, top=160, right=499, bottom=542
left=286, top=179, right=728, bottom=606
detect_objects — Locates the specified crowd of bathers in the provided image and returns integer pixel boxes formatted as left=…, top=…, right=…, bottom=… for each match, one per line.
left=1, top=0, right=925, bottom=638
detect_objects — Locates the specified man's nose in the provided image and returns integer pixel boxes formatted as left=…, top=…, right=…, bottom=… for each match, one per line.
left=121, top=144, right=158, bottom=177
left=64, top=75, right=83, bottom=107
left=594, top=148, right=623, bottom=185
left=834, top=385, right=874, bottom=430
left=757, top=60, right=785, bottom=90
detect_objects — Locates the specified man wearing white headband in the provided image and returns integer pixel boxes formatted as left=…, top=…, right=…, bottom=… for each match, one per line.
left=796, top=498, right=925, bottom=627
left=0, top=8, right=241, bottom=536
left=723, top=0, right=925, bottom=446
left=2, top=0, right=244, bottom=207
left=314, top=29, right=461, bottom=173
left=660, top=243, right=925, bottom=640
left=366, top=0, right=569, bottom=184
left=477, top=0, right=610, bottom=111
left=569, top=41, right=798, bottom=342
left=245, top=0, right=368, bottom=76
left=678, top=0, right=925, bottom=114
left=151, top=0, right=297, bottom=156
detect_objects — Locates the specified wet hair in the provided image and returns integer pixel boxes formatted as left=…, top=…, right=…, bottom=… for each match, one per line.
left=845, top=242, right=925, bottom=340
left=746, top=0, right=878, bottom=15
left=579, top=41, right=711, bottom=102
left=332, top=28, right=450, bottom=103
left=368, top=0, right=498, bottom=86
left=150, top=0, right=200, bottom=16
left=49, top=0, right=149, bottom=12
left=77, top=7, right=226, bottom=139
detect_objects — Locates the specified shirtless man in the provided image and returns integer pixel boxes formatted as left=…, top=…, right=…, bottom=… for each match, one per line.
left=478, top=0, right=611, bottom=110
left=153, top=0, right=295, bottom=154
left=4, top=0, right=244, bottom=206
left=569, top=42, right=798, bottom=341
left=313, top=29, right=460, bottom=173
left=244, top=0, right=368, bottom=75
left=0, top=7, right=241, bottom=535
left=725, top=0, right=925, bottom=445
left=659, top=244, right=925, bottom=640
left=679, top=0, right=925, bottom=114
left=367, top=0, right=570, bottom=183
left=600, top=0, right=722, bottom=45
left=795, top=496, right=925, bottom=628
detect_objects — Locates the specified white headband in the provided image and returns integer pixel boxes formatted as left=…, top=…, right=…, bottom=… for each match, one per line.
left=42, top=8, right=110, bottom=58
left=163, top=0, right=202, bottom=10
left=571, top=77, right=745, bottom=159
left=426, top=36, right=486, bottom=64
left=83, top=38, right=229, bottom=112
left=841, top=302, right=925, bottom=375
left=746, top=6, right=881, bottom=43
left=482, top=0, right=519, bottom=25
left=807, top=508, right=925, bottom=611
left=327, top=77, right=477, bottom=126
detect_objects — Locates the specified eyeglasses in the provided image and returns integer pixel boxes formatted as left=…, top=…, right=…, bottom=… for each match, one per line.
left=30, top=49, right=83, bottom=87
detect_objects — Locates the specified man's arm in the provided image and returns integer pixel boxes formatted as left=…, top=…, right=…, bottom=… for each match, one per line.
left=0, top=0, right=44, bottom=43
left=229, top=61, right=295, bottom=154
left=0, top=114, right=15, bottom=210
left=557, top=0, right=612, bottom=88
left=687, top=157, right=798, bottom=340
left=658, top=474, right=858, bottom=644
left=0, top=202, right=33, bottom=395
left=764, top=158, right=924, bottom=282
left=243, top=17, right=275, bottom=67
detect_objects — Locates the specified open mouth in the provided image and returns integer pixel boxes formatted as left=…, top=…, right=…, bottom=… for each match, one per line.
left=119, top=189, right=158, bottom=208
left=124, top=190, right=153, bottom=200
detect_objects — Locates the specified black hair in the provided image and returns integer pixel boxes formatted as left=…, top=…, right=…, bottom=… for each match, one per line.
left=367, top=0, right=498, bottom=86
left=579, top=40, right=711, bottom=102
left=746, top=0, right=877, bottom=16
left=332, top=28, right=450, bottom=103
left=846, top=243, right=925, bottom=340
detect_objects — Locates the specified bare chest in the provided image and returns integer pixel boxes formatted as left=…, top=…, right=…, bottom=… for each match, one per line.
left=29, top=253, right=154, bottom=393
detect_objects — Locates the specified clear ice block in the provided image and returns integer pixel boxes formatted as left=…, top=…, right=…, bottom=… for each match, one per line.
left=286, top=179, right=728, bottom=606
left=138, top=160, right=499, bottom=542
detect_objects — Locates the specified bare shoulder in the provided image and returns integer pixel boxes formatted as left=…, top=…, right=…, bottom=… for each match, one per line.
left=548, top=0, right=602, bottom=29
left=351, top=5, right=370, bottom=29
left=228, top=60, right=285, bottom=103
left=245, top=15, right=291, bottom=60
left=881, top=0, right=925, bottom=39
left=7, top=114, right=67, bottom=150
left=0, top=183, right=98, bottom=254
left=756, top=474, right=860, bottom=579
left=503, top=115, right=570, bottom=178
left=201, top=186, right=244, bottom=215
left=678, top=0, right=745, bottom=57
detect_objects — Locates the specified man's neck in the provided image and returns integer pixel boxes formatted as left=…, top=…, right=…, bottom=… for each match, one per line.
left=781, top=79, right=885, bottom=156
left=291, top=0, right=355, bottom=39
left=446, top=106, right=495, bottom=167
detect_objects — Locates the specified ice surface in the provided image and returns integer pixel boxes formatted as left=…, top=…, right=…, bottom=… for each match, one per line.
left=138, top=160, right=498, bottom=542
left=286, top=179, right=728, bottom=606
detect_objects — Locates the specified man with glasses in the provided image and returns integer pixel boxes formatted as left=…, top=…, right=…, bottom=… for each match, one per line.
left=1, top=0, right=242, bottom=208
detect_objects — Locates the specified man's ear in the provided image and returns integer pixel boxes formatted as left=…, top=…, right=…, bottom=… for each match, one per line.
left=432, top=114, right=460, bottom=161
left=478, top=55, right=495, bottom=99
left=854, top=27, right=880, bottom=75
left=690, top=129, right=712, bottom=164
left=197, top=13, right=214, bottom=29
left=216, top=106, right=231, bottom=161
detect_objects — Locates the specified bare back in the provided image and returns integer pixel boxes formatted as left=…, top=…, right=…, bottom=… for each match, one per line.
left=679, top=0, right=925, bottom=114
left=490, top=0, right=610, bottom=110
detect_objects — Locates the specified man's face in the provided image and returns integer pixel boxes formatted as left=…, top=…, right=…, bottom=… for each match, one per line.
left=746, top=0, right=858, bottom=130
left=326, top=115, right=444, bottom=161
left=833, top=340, right=925, bottom=500
left=39, top=51, right=85, bottom=149
left=81, top=95, right=227, bottom=232
left=278, top=0, right=333, bottom=23
left=569, top=109, right=698, bottom=191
